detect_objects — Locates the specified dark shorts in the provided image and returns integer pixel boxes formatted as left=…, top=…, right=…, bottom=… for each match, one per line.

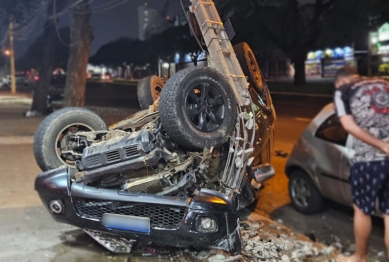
left=350, top=159, right=389, bottom=215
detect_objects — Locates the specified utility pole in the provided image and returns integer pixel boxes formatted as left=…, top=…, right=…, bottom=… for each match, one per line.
left=9, top=18, right=16, bottom=94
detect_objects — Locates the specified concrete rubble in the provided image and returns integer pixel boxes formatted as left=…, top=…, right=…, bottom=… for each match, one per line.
left=235, top=219, right=338, bottom=262
left=133, top=218, right=339, bottom=262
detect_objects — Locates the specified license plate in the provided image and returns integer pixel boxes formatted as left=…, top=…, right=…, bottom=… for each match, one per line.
left=102, top=213, right=150, bottom=233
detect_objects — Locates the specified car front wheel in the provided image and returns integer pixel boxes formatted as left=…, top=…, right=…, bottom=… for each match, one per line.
left=34, top=107, right=108, bottom=171
left=288, top=170, right=323, bottom=214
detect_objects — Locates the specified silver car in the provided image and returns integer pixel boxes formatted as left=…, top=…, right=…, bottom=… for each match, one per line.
left=285, top=103, right=382, bottom=215
left=2, top=74, right=28, bottom=86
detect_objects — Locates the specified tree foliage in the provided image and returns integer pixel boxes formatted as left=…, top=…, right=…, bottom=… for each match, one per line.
left=90, top=24, right=201, bottom=71
left=16, top=27, right=70, bottom=71
left=215, top=0, right=388, bottom=85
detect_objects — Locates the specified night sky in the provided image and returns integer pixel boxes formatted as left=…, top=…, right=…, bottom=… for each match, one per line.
left=13, top=0, right=189, bottom=58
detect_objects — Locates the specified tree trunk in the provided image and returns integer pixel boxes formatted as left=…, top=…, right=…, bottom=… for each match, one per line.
left=30, top=1, right=59, bottom=115
left=63, top=0, right=92, bottom=107
left=292, top=52, right=307, bottom=86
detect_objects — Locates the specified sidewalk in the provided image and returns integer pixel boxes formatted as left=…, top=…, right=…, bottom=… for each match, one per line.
left=0, top=91, right=42, bottom=139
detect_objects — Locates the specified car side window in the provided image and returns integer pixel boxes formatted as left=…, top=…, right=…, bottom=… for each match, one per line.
left=315, top=114, right=348, bottom=146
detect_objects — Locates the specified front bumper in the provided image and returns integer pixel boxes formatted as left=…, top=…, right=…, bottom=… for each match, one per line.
left=35, top=167, right=241, bottom=254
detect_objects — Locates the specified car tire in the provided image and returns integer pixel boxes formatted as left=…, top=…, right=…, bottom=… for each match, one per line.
left=34, top=107, right=107, bottom=171
left=233, top=42, right=272, bottom=109
left=288, top=170, right=323, bottom=214
left=159, top=67, right=237, bottom=150
left=137, top=75, right=164, bottom=110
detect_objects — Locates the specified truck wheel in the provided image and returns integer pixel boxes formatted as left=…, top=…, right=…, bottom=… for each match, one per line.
left=233, top=42, right=272, bottom=108
left=137, top=75, right=164, bottom=110
left=34, top=107, right=107, bottom=171
left=160, top=67, right=237, bottom=150
left=288, top=170, right=323, bottom=214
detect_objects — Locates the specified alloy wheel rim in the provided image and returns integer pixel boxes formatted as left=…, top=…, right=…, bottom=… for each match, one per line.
left=291, top=177, right=312, bottom=208
left=247, top=51, right=270, bottom=107
left=185, top=82, right=226, bottom=132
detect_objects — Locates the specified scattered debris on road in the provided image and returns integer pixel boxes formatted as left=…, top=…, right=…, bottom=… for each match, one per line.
left=275, top=150, right=288, bottom=158
left=122, top=217, right=339, bottom=262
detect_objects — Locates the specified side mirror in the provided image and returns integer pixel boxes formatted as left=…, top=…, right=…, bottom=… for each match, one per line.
left=251, top=164, right=275, bottom=184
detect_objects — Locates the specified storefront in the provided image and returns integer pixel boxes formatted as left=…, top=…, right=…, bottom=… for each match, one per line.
left=370, top=23, right=389, bottom=76
left=305, top=46, right=356, bottom=78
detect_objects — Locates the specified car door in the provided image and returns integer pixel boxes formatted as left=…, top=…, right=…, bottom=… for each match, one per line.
left=314, top=113, right=351, bottom=205
left=339, top=135, right=354, bottom=205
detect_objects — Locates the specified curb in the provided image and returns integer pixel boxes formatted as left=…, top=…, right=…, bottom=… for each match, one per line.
left=270, top=91, right=333, bottom=98
left=0, top=136, right=34, bottom=145
left=0, top=97, right=32, bottom=105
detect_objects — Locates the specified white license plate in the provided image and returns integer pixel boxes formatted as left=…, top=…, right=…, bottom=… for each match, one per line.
left=102, top=213, right=150, bottom=233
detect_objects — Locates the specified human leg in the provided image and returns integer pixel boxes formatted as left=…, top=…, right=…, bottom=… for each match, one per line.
left=353, top=204, right=371, bottom=261
left=337, top=205, right=371, bottom=262
left=384, top=214, right=389, bottom=260
left=337, top=161, right=381, bottom=262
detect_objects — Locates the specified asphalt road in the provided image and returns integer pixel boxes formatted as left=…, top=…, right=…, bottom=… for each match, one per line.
left=0, top=82, right=386, bottom=261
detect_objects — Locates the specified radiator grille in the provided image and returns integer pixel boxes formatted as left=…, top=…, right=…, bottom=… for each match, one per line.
left=73, top=198, right=187, bottom=229
left=125, top=145, right=138, bottom=158
left=106, top=150, right=121, bottom=163
left=86, top=155, right=102, bottom=167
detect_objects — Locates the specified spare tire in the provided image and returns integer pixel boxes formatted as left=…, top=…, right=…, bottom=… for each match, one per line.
left=34, top=107, right=107, bottom=171
left=159, top=67, right=237, bottom=150
left=137, top=75, right=164, bottom=110
left=233, top=42, right=272, bottom=109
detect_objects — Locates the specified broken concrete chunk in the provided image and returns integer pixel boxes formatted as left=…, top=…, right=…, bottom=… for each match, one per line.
left=208, top=254, right=226, bottom=262
left=284, top=241, right=294, bottom=251
left=249, top=222, right=261, bottom=230
left=244, top=244, right=253, bottom=251
left=321, top=245, right=335, bottom=255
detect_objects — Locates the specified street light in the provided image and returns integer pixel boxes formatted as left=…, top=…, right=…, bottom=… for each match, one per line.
left=4, top=49, right=10, bottom=56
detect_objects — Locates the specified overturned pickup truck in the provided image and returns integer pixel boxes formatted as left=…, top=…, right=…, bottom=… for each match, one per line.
left=33, top=0, right=276, bottom=255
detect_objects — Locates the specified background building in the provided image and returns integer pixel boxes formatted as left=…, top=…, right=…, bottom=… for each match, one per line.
left=138, top=4, right=161, bottom=41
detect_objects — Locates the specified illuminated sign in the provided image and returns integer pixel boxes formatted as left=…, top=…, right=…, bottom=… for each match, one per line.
left=378, top=23, right=389, bottom=42
left=378, top=44, right=389, bottom=54
left=306, top=47, right=353, bottom=60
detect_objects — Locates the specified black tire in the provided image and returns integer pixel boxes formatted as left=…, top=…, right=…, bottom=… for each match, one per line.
left=288, top=170, right=323, bottom=214
left=159, top=67, right=237, bottom=150
left=233, top=42, right=272, bottom=109
left=137, top=75, right=164, bottom=110
left=34, top=107, right=107, bottom=171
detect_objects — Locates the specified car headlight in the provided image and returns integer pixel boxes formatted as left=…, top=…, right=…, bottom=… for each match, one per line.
left=196, top=216, right=218, bottom=233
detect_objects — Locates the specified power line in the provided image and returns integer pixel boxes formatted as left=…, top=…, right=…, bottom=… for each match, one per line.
left=53, top=0, right=75, bottom=47
left=0, top=0, right=133, bottom=45
left=74, top=0, right=130, bottom=14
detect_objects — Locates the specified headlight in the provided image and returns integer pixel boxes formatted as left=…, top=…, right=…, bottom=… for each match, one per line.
left=196, top=216, right=218, bottom=232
